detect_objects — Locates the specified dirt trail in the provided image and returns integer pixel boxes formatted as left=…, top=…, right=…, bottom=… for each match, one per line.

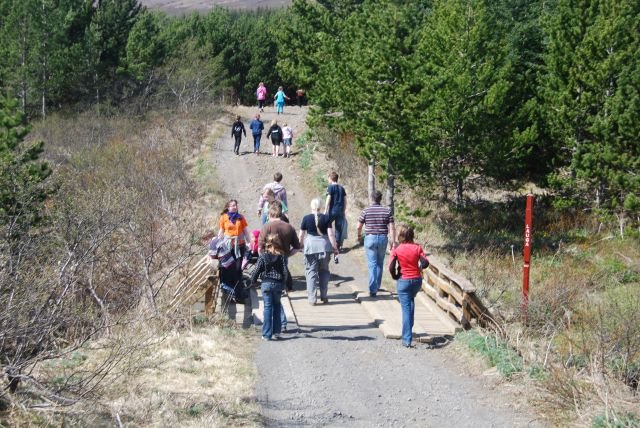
left=211, top=104, right=544, bottom=427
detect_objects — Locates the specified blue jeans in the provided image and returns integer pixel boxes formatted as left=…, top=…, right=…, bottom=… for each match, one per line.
left=332, top=213, right=346, bottom=246
left=397, top=278, right=422, bottom=346
left=261, top=280, right=283, bottom=339
left=253, top=134, right=261, bottom=152
left=364, top=234, right=388, bottom=294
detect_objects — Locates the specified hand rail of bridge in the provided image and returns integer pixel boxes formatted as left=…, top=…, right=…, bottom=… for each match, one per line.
left=423, top=255, right=494, bottom=329
left=167, top=255, right=219, bottom=315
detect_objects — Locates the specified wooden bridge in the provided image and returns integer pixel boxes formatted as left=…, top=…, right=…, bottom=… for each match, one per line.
left=168, top=252, right=492, bottom=342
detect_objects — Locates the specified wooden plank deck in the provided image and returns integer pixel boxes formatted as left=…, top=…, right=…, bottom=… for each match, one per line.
left=199, top=253, right=457, bottom=342
left=249, top=264, right=456, bottom=341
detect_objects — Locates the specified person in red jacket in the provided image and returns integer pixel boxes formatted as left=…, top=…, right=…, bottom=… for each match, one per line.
left=388, top=224, right=429, bottom=348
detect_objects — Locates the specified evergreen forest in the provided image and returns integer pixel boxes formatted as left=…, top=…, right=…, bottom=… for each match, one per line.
left=1, top=0, right=639, bottom=425
left=1, top=0, right=639, bottom=214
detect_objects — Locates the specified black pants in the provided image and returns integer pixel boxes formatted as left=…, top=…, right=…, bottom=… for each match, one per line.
left=234, top=136, right=242, bottom=154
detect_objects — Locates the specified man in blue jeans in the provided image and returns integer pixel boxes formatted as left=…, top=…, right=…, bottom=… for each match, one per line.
left=249, top=113, right=264, bottom=154
left=324, top=171, right=347, bottom=250
left=356, top=190, right=396, bottom=297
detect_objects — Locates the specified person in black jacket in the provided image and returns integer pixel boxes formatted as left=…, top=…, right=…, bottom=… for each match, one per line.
left=266, top=119, right=283, bottom=158
left=231, top=115, right=246, bottom=155
left=250, top=233, right=289, bottom=340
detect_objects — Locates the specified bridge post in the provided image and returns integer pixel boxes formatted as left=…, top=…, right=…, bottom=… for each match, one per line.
left=522, top=194, right=534, bottom=322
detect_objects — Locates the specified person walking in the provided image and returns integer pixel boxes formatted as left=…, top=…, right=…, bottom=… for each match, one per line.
left=296, top=87, right=304, bottom=107
left=282, top=123, right=293, bottom=158
left=249, top=113, right=264, bottom=154
left=299, top=198, right=339, bottom=305
left=250, top=233, right=288, bottom=341
left=257, top=172, right=288, bottom=220
left=258, top=202, right=300, bottom=332
left=274, top=86, right=289, bottom=115
left=266, top=119, right=283, bottom=157
left=216, top=200, right=252, bottom=293
left=324, top=171, right=347, bottom=250
left=230, top=115, right=246, bottom=155
left=356, top=190, right=396, bottom=297
left=259, top=188, right=288, bottom=225
left=256, top=82, right=268, bottom=112
left=388, top=224, right=429, bottom=348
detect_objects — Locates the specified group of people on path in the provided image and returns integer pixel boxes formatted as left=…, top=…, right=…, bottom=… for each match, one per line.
left=256, top=82, right=305, bottom=113
left=209, top=169, right=431, bottom=348
left=230, top=83, right=305, bottom=157
left=231, top=114, right=294, bottom=158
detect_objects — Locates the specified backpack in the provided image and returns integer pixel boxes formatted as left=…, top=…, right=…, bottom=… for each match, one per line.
left=233, top=123, right=243, bottom=136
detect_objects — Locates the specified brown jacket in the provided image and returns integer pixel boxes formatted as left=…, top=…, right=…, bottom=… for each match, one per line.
left=259, top=220, right=300, bottom=256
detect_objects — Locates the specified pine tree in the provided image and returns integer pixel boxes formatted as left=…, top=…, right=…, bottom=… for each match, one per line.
left=0, top=95, right=52, bottom=243
left=541, top=0, right=640, bottom=211
left=415, top=0, right=536, bottom=205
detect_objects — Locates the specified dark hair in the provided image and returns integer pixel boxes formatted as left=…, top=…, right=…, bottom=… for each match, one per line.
left=273, top=172, right=283, bottom=182
left=220, top=199, right=238, bottom=215
left=329, top=171, right=339, bottom=182
left=372, top=190, right=383, bottom=204
left=397, top=224, right=414, bottom=244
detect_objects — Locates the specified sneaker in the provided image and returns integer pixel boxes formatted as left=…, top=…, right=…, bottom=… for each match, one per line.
left=369, top=293, right=377, bottom=298
left=321, top=298, right=329, bottom=304
left=308, top=301, right=316, bottom=306
left=274, top=334, right=281, bottom=339
left=261, top=336, right=271, bottom=341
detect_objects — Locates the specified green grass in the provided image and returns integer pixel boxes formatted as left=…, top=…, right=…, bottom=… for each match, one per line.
left=456, top=330, right=523, bottom=379
left=296, top=131, right=315, bottom=170
left=187, top=403, right=206, bottom=418
left=43, top=351, right=88, bottom=369
left=592, top=412, right=640, bottom=428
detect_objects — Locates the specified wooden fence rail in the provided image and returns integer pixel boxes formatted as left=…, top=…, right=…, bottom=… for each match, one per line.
left=167, top=255, right=219, bottom=315
left=423, top=255, right=493, bottom=329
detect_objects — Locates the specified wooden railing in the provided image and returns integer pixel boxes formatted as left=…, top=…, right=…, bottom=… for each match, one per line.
left=422, top=255, right=493, bottom=329
left=168, top=255, right=219, bottom=315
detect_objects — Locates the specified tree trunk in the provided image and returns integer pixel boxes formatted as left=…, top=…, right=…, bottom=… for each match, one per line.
left=20, top=19, right=28, bottom=119
left=456, top=177, right=464, bottom=208
left=368, top=158, right=376, bottom=201
left=386, top=160, right=395, bottom=216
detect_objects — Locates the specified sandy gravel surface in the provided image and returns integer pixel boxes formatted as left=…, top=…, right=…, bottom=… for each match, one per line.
left=208, top=104, right=545, bottom=427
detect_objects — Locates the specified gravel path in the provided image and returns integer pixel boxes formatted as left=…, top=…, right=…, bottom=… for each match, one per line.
left=212, top=105, right=544, bottom=428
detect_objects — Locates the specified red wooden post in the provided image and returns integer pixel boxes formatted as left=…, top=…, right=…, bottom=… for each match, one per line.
left=522, top=194, right=534, bottom=322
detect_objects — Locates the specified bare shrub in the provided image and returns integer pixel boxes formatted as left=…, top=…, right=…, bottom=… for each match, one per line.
left=1, top=109, right=213, bottom=410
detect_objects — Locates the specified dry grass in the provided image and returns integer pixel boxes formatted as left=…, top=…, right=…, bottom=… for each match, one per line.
left=1, top=106, right=262, bottom=427
left=102, top=322, right=261, bottom=427
left=4, top=315, right=261, bottom=427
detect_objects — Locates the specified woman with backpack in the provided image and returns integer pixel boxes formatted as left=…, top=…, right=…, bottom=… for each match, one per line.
left=388, top=224, right=429, bottom=348
left=266, top=119, right=283, bottom=157
left=250, top=233, right=289, bottom=340
left=230, top=115, right=246, bottom=155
